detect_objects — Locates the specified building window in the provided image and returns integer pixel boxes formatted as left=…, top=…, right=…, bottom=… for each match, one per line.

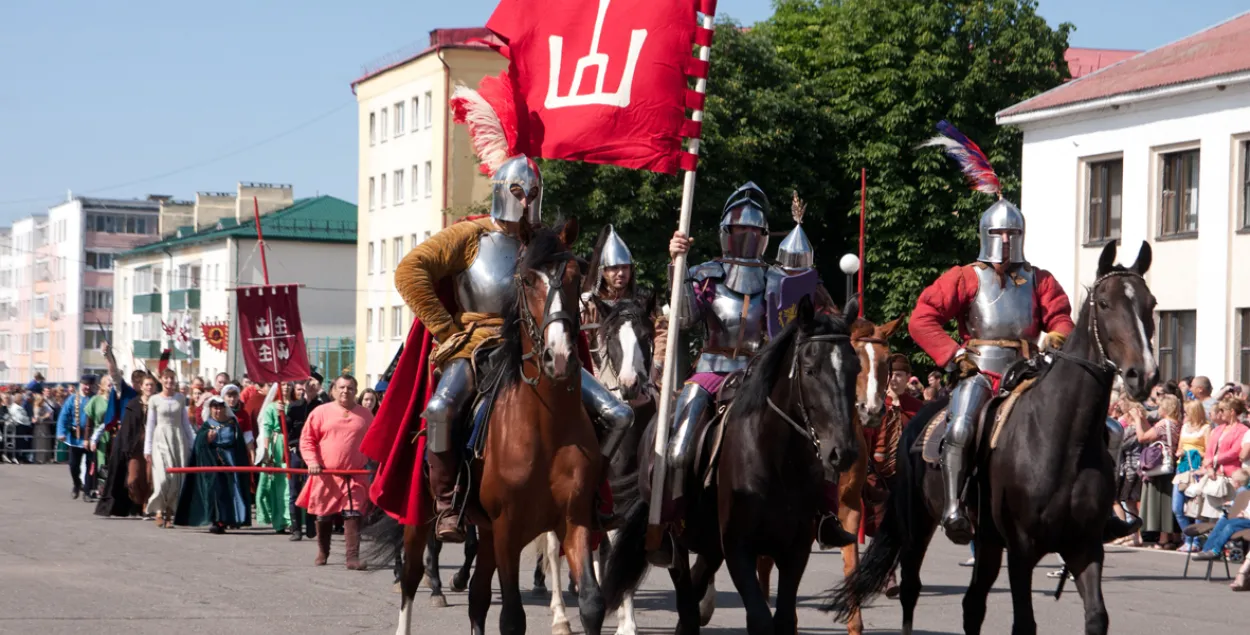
left=1240, top=309, right=1250, bottom=384
left=135, top=266, right=162, bottom=294
left=377, top=308, right=385, bottom=341
left=412, top=166, right=420, bottom=200
left=85, top=251, right=114, bottom=271
left=84, top=289, right=113, bottom=310
left=34, top=295, right=47, bottom=318
left=369, top=177, right=375, bottom=211
left=394, top=169, right=404, bottom=204
left=380, top=239, right=387, bottom=273
left=395, top=102, right=405, bottom=135
left=392, top=306, right=403, bottom=338
left=1242, top=141, right=1250, bottom=230
left=83, top=328, right=112, bottom=350
left=424, top=162, right=433, bottom=198
left=380, top=173, right=388, bottom=207
left=369, top=112, right=376, bottom=145
left=411, top=97, right=420, bottom=131
left=380, top=108, right=388, bottom=142
left=1086, top=158, right=1122, bottom=243
left=411, top=233, right=419, bottom=247
left=367, top=242, right=375, bottom=275
left=366, top=309, right=374, bottom=341
left=424, top=91, right=433, bottom=127
left=393, top=237, right=403, bottom=269
left=33, top=330, right=48, bottom=351
left=1159, top=149, right=1199, bottom=237
left=1157, top=310, right=1197, bottom=382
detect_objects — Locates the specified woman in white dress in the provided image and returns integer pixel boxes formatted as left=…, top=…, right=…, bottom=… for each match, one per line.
left=145, top=369, right=195, bottom=528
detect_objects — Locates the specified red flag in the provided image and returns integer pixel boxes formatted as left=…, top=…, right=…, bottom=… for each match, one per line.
left=235, top=284, right=311, bottom=383
left=485, top=0, right=703, bottom=175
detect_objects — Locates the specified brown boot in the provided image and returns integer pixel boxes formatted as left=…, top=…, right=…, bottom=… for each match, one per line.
left=344, top=517, right=367, bottom=571
left=428, top=450, right=465, bottom=543
left=314, top=519, right=332, bottom=566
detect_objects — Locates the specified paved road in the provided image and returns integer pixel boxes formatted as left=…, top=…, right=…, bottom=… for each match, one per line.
left=1, top=464, right=1240, bottom=634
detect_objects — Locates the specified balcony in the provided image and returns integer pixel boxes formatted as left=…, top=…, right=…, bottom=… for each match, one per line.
left=134, top=340, right=162, bottom=359
left=133, top=293, right=162, bottom=314
left=173, top=340, right=201, bottom=360
left=168, top=289, right=200, bottom=311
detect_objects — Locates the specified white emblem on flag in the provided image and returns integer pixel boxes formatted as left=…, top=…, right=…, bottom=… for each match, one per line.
left=545, top=0, right=647, bottom=109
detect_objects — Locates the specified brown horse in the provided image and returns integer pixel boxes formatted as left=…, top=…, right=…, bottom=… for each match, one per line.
left=374, top=222, right=605, bottom=635
left=755, top=314, right=900, bottom=635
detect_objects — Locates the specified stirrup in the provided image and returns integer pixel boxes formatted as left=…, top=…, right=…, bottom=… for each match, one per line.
left=941, top=510, right=975, bottom=545
left=645, top=528, right=676, bottom=570
left=434, top=510, right=466, bottom=543
left=817, top=514, right=857, bottom=549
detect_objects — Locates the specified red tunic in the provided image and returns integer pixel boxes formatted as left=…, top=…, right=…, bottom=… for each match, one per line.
left=908, top=264, right=1075, bottom=369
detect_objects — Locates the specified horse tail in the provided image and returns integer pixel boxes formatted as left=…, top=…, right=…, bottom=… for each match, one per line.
left=601, top=499, right=649, bottom=612
left=823, top=397, right=948, bottom=621
left=362, top=508, right=405, bottom=568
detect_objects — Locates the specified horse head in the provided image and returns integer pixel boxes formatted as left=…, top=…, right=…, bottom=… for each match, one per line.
left=786, top=294, right=862, bottom=474
left=515, top=219, right=584, bottom=381
left=595, top=292, right=656, bottom=401
left=850, top=314, right=902, bottom=426
left=1090, top=240, right=1158, bottom=401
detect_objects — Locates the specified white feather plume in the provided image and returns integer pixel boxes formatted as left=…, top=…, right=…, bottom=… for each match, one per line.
left=451, top=84, right=509, bottom=175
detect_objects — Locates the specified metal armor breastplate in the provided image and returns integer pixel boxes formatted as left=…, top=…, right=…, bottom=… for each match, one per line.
left=454, top=231, right=520, bottom=315
left=697, top=282, right=766, bottom=373
left=965, top=265, right=1039, bottom=375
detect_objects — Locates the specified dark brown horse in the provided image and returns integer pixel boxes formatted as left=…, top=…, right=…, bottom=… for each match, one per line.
left=755, top=314, right=901, bottom=635
left=827, top=241, right=1158, bottom=635
left=372, top=222, right=605, bottom=635
left=603, top=295, right=862, bottom=634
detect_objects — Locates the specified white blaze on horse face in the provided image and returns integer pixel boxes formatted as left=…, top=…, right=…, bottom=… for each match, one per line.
left=864, top=343, right=883, bottom=412
left=538, top=271, right=572, bottom=374
left=1123, top=285, right=1158, bottom=378
left=617, top=320, right=642, bottom=389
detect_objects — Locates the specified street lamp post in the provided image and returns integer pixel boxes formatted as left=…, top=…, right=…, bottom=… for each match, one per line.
left=839, top=253, right=861, bottom=306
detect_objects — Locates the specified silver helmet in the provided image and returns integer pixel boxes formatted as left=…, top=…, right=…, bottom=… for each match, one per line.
left=490, top=155, right=542, bottom=223
left=599, top=225, right=633, bottom=268
left=776, top=191, right=814, bottom=270
left=719, top=181, right=770, bottom=260
left=977, top=198, right=1025, bottom=264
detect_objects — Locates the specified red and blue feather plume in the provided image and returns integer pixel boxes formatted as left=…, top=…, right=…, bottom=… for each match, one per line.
left=921, top=120, right=1002, bottom=199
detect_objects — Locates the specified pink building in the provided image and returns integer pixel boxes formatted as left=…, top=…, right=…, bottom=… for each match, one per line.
left=0, top=196, right=161, bottom=384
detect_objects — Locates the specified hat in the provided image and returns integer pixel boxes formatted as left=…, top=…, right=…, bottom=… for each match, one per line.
left=887, top=354, right=912, bottom=374
left=207, top=395, right=227, bottom=408
left=310, top=367, right=324, bottom=383
left=221, top=383, right=241, bottom=396
left=80, top=374, right=99, bottom=385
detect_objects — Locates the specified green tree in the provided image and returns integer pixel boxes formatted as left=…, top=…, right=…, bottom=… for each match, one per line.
left=765, top=0, right=1071, bottom=367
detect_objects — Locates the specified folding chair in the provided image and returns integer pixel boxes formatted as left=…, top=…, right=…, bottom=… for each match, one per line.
left=1182, top=489, right=1250, bottom=581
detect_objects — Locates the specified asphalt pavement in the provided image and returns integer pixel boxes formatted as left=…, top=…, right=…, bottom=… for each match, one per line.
left=1, top=464, right=1241, bottom=634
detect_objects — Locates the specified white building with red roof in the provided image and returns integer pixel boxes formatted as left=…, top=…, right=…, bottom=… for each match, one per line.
left=997, top=11, right=1250, bottom=385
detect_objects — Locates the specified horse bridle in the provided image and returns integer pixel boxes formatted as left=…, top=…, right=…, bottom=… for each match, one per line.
left=515, top=251, right=580, bottom=387
left=765, top=333, right=852, bottom=454
left=1048, top=270, right=1145, bottom=388
left=595, top=310, right=655, bottom=394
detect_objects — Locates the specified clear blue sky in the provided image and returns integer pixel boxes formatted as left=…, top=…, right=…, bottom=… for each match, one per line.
left=1, top=0, right=1245, bottom=224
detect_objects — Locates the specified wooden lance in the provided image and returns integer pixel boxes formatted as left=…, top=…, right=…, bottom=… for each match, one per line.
left=647, top=7, right=715, bottom=549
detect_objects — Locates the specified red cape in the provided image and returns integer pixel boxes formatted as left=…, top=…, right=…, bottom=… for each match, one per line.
left=361, top=296, right=601, bottom=526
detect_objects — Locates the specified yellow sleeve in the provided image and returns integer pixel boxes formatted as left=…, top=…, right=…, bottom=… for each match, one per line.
left=394, top=220, right=483, bottom=341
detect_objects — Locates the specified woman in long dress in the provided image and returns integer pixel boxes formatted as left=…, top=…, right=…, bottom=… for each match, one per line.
left=145, top=369, right=194, bottom=528
left=175, top=397, right=252, bottom=533
left=95, top=373, right=157, bottom=517
left=255, top=384, right=291, bottom=533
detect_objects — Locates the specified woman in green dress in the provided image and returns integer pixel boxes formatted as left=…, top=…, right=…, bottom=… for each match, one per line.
left=255, top=384, right=291, bottom=533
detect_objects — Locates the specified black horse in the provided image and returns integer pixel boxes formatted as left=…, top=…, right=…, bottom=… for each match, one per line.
left=604, top=295, right=862, bottom=634
left=827, top=241, right=1158, bottom=635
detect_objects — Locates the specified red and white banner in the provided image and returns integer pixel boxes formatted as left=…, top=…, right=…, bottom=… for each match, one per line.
left=236, top=285, right=311, bottom=383
left=485, top=0, right=708, bottom=174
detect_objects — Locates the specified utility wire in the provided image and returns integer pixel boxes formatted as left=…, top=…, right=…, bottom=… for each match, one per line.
left=0, top=100, right=354, bottom=209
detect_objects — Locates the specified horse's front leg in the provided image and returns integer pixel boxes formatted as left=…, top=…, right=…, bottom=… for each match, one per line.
left=692, top=552, right=722, bottom=627
left=1006, top=547, right=1042, bottom=635
left=772, top=543, right=812, bottom=635
left=395, top=524, right=428, bottom=635
left=837, top=440, right=867, bottom=635
left=468, top=525, right=497, bottom=635
left=1063, top=544, right=1110, bottom=635
left=667, top=547, right=700, bottom=635
left=723, top=540, right=772, bottom=635
left=606, top=529, right=638, bottom=635
left=961, top=536, right=1004, bottom=635
left=564, top=522, right=606, bottom=635
left=492, top=522, right=528, bottom=635
left=452, top=523, right=477, bottom=592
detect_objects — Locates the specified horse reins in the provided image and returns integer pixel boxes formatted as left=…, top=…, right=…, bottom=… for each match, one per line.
left=515, top=251, right=580, bottom=387
left=766, top=333, right=852, bottom=454
left=1048, top=270, right=1144, bottom=388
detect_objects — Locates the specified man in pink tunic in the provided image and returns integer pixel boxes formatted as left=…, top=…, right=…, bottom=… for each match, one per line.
left=297, top=375, right=372, bottom=570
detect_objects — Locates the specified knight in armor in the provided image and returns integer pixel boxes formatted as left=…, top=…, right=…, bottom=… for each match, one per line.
left=395, top=153, right=632, bottom=543
left=661, top=183, right=853, bottom=558
left=910, top=121, right=1139, bottom=545
left=580, top=224, right=653, bottom=373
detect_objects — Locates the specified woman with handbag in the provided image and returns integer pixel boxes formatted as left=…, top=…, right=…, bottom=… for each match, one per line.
left=1172, top=400, right=1209, bottom=552
left=1197, top=398, right=1250, bottom=515
left=1133, top=395, right=1181, bottom=549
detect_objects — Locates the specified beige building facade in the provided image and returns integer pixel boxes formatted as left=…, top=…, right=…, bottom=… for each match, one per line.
left=351, top=28, right=507, bottom=387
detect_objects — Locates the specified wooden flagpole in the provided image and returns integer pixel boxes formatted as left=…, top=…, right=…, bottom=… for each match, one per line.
left=249, top=195, right=290, bottom=470
left=858, top=168, right=866, bottom=318
left=647, top=6, right=715, bottom=547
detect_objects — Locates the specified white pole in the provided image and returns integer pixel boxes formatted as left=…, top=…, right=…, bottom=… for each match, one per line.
left=647, top=9, right=714, bottom=544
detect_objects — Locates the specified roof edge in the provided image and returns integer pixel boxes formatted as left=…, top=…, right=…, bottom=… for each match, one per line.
left=997, top=68, right=1250, bottom=126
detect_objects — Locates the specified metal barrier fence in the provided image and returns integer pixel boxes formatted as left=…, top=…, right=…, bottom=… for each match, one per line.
left=306, top=336, right=355, bottom=377
left=1, top=423, right=65, bottom=463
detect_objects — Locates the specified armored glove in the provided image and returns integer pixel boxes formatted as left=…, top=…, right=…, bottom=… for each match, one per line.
left=952, top=353, right=980, bottom=381
left=1040, top=331, right=1067, bottom=351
